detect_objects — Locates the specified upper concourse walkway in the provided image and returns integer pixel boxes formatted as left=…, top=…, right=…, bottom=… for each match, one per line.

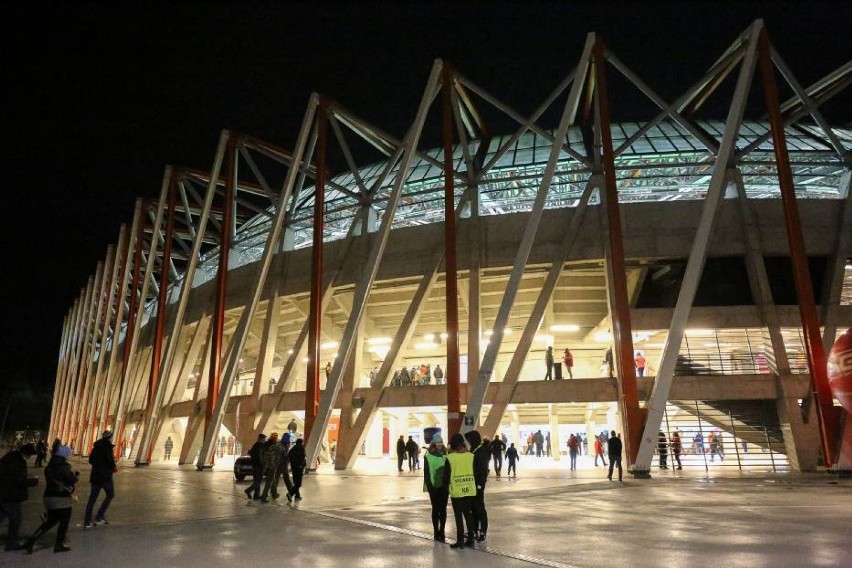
left=5, top=456, right=851, bottom=567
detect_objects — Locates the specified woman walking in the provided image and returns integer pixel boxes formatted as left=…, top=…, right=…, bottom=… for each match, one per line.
left=423, top=435, right=448, bottom=541
left=25, top=445, right=78, bottom=554
left=444, top=433, right=475, bottom=549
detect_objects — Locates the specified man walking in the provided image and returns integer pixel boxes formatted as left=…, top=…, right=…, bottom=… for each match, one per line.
left=0, top=443, right=38, bottom=550
left=406, top=436, right=419, bottom=471
left=671, top=430, right=683, bottom=470
left=489, top=436, right=506, bottom=477
left=534, top=430, right=544, bottom=457
left=84, top=431, right=117, bottom=528
left=544, top=346, right=554, bottom=380
left=594, top=435, right=607, bottom=467
left=288, top=438, right=307, bottom=500
left=244, top=433, right=266, bottom=500
left=607, top=431, right=623, bottom=482
left=260, top=432, right=283, bottom=502
left=505, top=443, right=519, bottom=477
left=635, top=351, right=647, bottom=377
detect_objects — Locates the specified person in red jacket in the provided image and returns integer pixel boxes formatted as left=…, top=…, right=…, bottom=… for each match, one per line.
left=563, top=348, right=574, bottom=379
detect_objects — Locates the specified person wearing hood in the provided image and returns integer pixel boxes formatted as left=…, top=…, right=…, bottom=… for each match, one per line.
left=84, top=431, right=117, bottom=528
left=463, top=430, right=490, bottom=542
left=423, top=434, right=448, bottom=542
left=0, top=443, right=38, bottom=550
left=24, top=445, right=78, bottom=554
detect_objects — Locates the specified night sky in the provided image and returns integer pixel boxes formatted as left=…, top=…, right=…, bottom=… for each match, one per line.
left=2, top=3, right=849, bottom=428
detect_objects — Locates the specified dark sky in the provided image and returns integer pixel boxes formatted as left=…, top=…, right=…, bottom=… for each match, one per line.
left=3, top=2, right=850, bottom=401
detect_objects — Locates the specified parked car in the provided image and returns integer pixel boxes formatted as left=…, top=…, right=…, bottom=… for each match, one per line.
left=234, top=455, right=254, bottom=481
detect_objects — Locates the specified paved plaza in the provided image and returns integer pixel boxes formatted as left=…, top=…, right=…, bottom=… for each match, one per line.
left=2, top=456, right=851, bottom=567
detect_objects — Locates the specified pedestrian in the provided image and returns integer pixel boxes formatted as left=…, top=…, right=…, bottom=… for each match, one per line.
left=657, top=431, right=669, bottom=469
left=274, top=434, right=296, bottom=502
left=0, top=443, right=39, bottom=550
left=563, top=348, right=574, bottom=379
left=464, top=430, right=490, bottom=542
left=604, top=347, right=614, bottom=379
left=567, top=434, right=580, bottom=470
left=505, top=443, right=519, bottom=477
left=163, top=436, right=174, bottom=461
left=534, top=430, right=544, bottom=457
left=243, top=433, right=266, bottom=501
left=635, top=351, right=647, bottom=377
left=288, top=438, right=307, bottom=500
left=433, top=364, right=444, bottom=385
left=34, top=440, right=48, bottom=468
left=671, top=431, right=683, bottom=470
left=287, top=418, right=298, bottom=435
left=490, top=436, right=505, bottom=477
left=525, top=433, right=534, bottom=456
left=582, top=435, right=588, bottom=455
left=544, top=346, right=554, bottom=380
left=545, top=432, right=551, bottom=457
left=694, top=432, right=704, bottom=455
left=50, top=439, right=61, bottom=457
left=444, top=433, right=475, bottom=550
left=83, top=431, right=117, bottom=529
left=594, top=435, right=607, bottom=467
left=396, top=435, right=406, bottom=472
left=607, top=431, right=623, bottom=482
left=260, top=432, right=283, bottom=502
left=324, top=361, right=332, bottom=380
left=423, top=435, right=448, bottom=542
left=24, top=445, right=78, bottom=554
left=406, top=436, right=419, bottom=471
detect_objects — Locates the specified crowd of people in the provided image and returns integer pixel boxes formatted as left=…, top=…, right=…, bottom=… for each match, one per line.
left=388, top=363, right=445, bottom=387
left=0, top=430, right=117, bottom=554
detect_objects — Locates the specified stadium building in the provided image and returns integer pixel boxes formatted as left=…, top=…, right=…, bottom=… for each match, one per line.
left=49, top=22, right=851, bottom=477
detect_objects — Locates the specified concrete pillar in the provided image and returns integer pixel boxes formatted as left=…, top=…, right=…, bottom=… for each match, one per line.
left=549, top=403, right=561, bottom=460
left=776, top=376, right=821, bottom=472
left=511, top=412, right=521, bottom=449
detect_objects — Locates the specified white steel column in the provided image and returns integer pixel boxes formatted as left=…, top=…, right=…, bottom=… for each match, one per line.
left=197, top=96, right=320, bottom=469
left=58, top=284, right=91, bottom=443
left=634, top=23, right=763, bottom=472
left=463, top=35, right=595, bottom=433
left=48, top=311, right=72, bottom=441
left=70, top=261, right=105, bottom=450
left=305, top=61, right=443, bottom=468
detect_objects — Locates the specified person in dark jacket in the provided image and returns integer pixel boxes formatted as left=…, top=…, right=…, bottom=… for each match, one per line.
left=34, top=440, right=48, bottom=468
left=244, top=433, right=267, bottom=500
left=50, top=439, right=61, bottom=457
left=396, top=435, right=406, bottom=472
left=658, top=431, right=669, bottom=469
left=288, top=438, right=307, bottom=500
left=273, top=435, right=295, bottom=502
left=607, top=431, right=623, bottom=482
left=405, top=436, right=419, bottom=471
left=84, top=431, right=117, bottom=528
left=463, top=430, right=490, bottom=541
left=25, top=445, right=78, bottom=553
left=0, top=443, right=38, bottom=550
left=505, top=443, right=519, bottom=477
left=423, top=435, right=448, bottom=541
left=489, top=436, right=506, bottom=477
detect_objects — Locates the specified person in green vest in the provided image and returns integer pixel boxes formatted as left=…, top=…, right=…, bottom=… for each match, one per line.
left=423, top=434, right=448, bottom=542
left=444, top=433, right=476, bottom=549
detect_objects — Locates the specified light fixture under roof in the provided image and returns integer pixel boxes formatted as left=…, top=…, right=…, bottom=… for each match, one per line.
left=367, top=337, right=392, bottom=345
left=535, top=334, right=554, bottom=345
left=370, top=346, right=390, bottom=359
left=320, top=341, right=339, bottom=350
left=550, top=324, right=580, bottom=332
left=415, top=341, right=439, bottom=350
left=424, top=333, right=435, bottom=341
left=440, top=332, right=448, bottom=340
left=685, top=329, right=715, bottom=337
left=594, top=331, right=613, bottom=342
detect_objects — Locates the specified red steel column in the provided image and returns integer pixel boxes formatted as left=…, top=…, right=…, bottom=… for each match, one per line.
left=141, top=180, right=177, bottom=461
left=757, top=30, right=838, bottom=467
left=203, top=141, right=237, bottom=464
left=593, top=40, right=645, bottom=465
left=442, top=66, right=462, bottom=436
left=305, top=106, right=327, bottom=441
left=113, top=201, right=146, bottom=457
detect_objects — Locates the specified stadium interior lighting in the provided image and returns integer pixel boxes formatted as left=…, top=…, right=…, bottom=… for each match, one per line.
left=550, top=324, right=580, bottom=332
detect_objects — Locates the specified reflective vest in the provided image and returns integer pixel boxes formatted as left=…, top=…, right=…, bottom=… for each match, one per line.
left=424, top=453, right=446, bottom=490
left=446, top=452, right=475, bottom=498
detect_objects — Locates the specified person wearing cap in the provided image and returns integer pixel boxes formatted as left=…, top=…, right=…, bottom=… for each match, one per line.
left=0, top=443, right=39, bottom=550
left=259, top=433, right=283, bottom=502
left=287, top=438, right=307, bottom=501
left=24, top=445, right=78, bottom=553
left=244, top=433, right=267, bottom=500
left=423, top=434, right=448, bottom=542
left=83, top=431, right=117, bottom=529
left=443, top=433, right=475, bottom=549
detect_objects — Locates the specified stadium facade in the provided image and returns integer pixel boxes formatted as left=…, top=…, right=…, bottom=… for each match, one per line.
left=49, top=22, right=852, bottom=476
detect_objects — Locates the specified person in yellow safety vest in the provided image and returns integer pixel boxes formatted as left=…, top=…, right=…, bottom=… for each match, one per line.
left=444, top=433, right=476, bottom=549
left=423, top=434, right=448, bottom=542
